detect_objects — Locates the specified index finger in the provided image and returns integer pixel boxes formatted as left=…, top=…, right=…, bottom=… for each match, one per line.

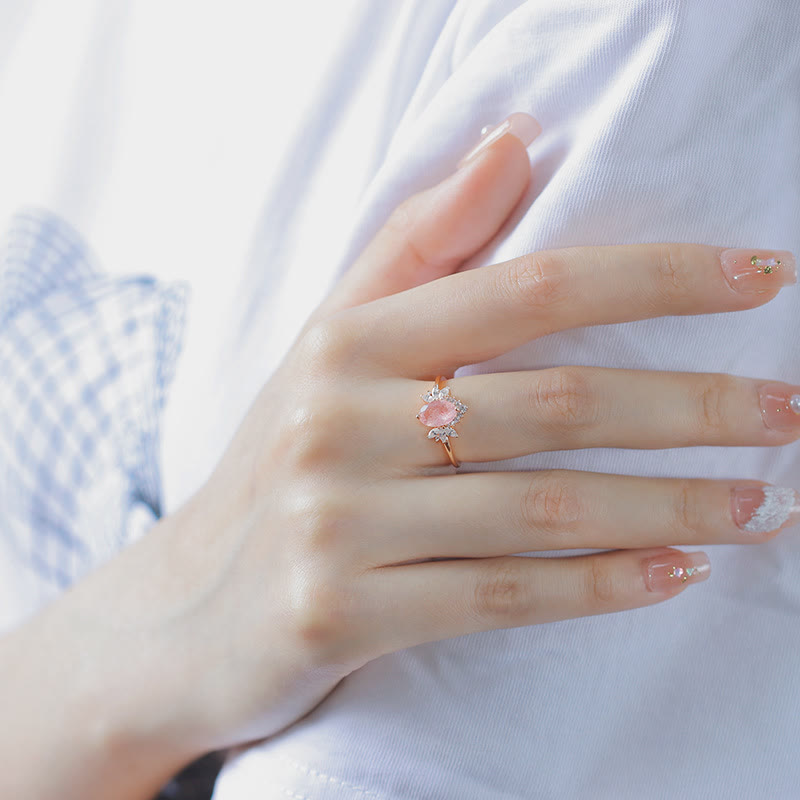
left=332, top=243, right=796, bottom=376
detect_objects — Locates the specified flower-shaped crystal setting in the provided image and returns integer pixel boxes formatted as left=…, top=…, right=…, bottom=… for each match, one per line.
left=416, top=383, right=468, bottom=444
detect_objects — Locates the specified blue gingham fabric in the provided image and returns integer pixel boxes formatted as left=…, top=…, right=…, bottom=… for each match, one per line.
left=0, top=207, right=190, bottom=603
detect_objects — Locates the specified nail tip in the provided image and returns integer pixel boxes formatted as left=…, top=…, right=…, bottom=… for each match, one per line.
left=457, top=111, right=542, bottom=169
left=643, top=551, right=710, bottom=592
left=720, top=248, right=798, bottom=293
left=759, top=383, right=800, bottom=432
left=507, top=111, right=543, bottom=145
left=687, top=552, right=712, bottom=579
left=735, top=484, right=800, bottom=534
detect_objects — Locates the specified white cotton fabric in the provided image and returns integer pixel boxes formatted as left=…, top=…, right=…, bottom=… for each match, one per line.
left=1, top=1, right=799, bottom=798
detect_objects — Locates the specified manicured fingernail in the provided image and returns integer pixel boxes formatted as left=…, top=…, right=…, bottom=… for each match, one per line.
left=643, top=551, right=710, bottom=593
left=758, top=382, right=800, bottom=431
left=456, top=112, right=542, bottom=169
left=730, top=485, right=800, bottom=534
left=720, top=248, right=796, bottom=293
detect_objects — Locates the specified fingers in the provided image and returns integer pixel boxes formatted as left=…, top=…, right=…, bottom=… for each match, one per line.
left=332, top=243, right=797, bottom=377
left=362, top=547, right=711, bottom=654
left=380, top=369, right=800, bottom=467
left=303, top=113, right=541, bottom=330
left=361, top=471, right=800, bottom=566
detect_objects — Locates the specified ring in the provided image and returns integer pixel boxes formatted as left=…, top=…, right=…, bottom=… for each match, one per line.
left=415, top=375, right=469, bottom=468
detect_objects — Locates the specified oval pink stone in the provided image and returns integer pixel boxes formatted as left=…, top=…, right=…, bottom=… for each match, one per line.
left=418, top=399, right=457, bottom=427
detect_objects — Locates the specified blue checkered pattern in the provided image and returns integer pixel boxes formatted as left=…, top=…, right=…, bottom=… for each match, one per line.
left=0, top=207, right=190, bottom=597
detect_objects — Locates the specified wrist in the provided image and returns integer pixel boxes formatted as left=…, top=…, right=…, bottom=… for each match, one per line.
left=70, top=511, right=209, bottom=768
left=1, top=512, right=207, bottom=800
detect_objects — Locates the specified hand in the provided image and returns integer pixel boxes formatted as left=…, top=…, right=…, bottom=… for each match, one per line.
left=165, top=109, right=798, bottom=749
left=33, top=113, right=800, bottom=789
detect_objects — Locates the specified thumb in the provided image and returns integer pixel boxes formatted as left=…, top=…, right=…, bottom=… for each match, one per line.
left=307, top=112, right=542, bottom=327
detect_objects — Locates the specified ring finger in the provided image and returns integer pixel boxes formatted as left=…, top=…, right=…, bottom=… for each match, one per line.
left=374, top=368, right=800, bottom=467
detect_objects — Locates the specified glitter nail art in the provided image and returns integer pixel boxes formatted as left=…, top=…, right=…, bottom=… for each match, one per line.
left=759, top=383, right=800, bottom=431
left=730, top=486, right=800, bottom=534
left=720, top=249, right=797, bottom=293
left=644, top=552, right=711, bottom=592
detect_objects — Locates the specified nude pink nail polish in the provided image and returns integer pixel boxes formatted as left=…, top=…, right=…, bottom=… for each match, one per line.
left=730, top=486, right=800, bottom=533
left=457, top=112, right=542, bottom=169
left=759, top=382, right=800, bottom=431
left=643, top=551, right=710, bottom=593
left=720, top=249, right=797, bottom=293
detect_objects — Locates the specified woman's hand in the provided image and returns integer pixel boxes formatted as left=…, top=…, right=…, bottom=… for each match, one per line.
left=5, top=112, right=798, bottom=800
left=157, top=111, right=798, bottom=749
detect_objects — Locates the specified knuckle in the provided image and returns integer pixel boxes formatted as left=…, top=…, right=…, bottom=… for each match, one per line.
left=472, top=559, right=530, bottom=622
left=281, top=396, right=349, bottom=470
left=519, top=471, right=583, bottom=537
left=298, top=492, right=355, bottom=557
left=297, top=315, right=360, bottom=372
left=500, top=252, right=573, bottom=311
left=670, top=479, right=701, bottom=540
left=289, top=574, right=352, bottom=658
left=583, top=558, right=616, bottom=609
left=280, top=494, right=361, bottom=662
left=384, top=196, right=415, bottom=238
left=692, top=373, right=732, bottom=437
left=651, top=244, right=693, bottom=307
left=528, top=367, right=596, bottom=431
left=384, top=197, right=434, bottom=270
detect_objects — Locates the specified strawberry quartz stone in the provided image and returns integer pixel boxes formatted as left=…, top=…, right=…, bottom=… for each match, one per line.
left=417, top=399, right=457, bottom=427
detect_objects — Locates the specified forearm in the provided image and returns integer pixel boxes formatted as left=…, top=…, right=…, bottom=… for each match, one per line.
left=0, top=514, right=202, bottom=800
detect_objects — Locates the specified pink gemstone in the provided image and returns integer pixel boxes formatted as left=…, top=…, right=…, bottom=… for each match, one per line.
left=418, top=399, right=457, bottom=427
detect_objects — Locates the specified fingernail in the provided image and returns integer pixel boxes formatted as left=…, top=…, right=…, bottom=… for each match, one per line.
left=758, top=382, right=800, bottom=431
left=730, top=485, right=800, bottom=534
left=720, top=248, right=797, bottom=293
left=456, top=111, right=542, bottom=169
left=643, top=551, right=710, bottom=593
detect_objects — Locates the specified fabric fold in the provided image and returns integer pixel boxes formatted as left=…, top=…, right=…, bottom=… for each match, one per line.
left=0, top=207, right=189, bottom=602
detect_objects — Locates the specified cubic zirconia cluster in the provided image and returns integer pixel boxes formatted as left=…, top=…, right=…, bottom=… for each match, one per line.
left=420, top=384, right=468, bottom=443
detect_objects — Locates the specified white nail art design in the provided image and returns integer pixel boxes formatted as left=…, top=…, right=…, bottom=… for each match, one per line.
left=743, top=486, right=800, bottom=533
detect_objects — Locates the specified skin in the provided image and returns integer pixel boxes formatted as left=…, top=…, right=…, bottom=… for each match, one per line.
left=1, top=127, right=798, bottom=800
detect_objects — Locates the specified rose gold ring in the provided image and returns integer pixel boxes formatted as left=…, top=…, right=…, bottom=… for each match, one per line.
left=415, top=375, right=469, bottom=468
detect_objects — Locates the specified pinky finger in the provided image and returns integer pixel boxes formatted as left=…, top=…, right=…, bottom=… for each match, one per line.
left=367, top=547, right=711, bottom=653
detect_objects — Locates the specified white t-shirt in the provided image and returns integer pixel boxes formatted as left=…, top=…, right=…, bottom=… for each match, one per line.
left=1, top=2, right=799, bottom=798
